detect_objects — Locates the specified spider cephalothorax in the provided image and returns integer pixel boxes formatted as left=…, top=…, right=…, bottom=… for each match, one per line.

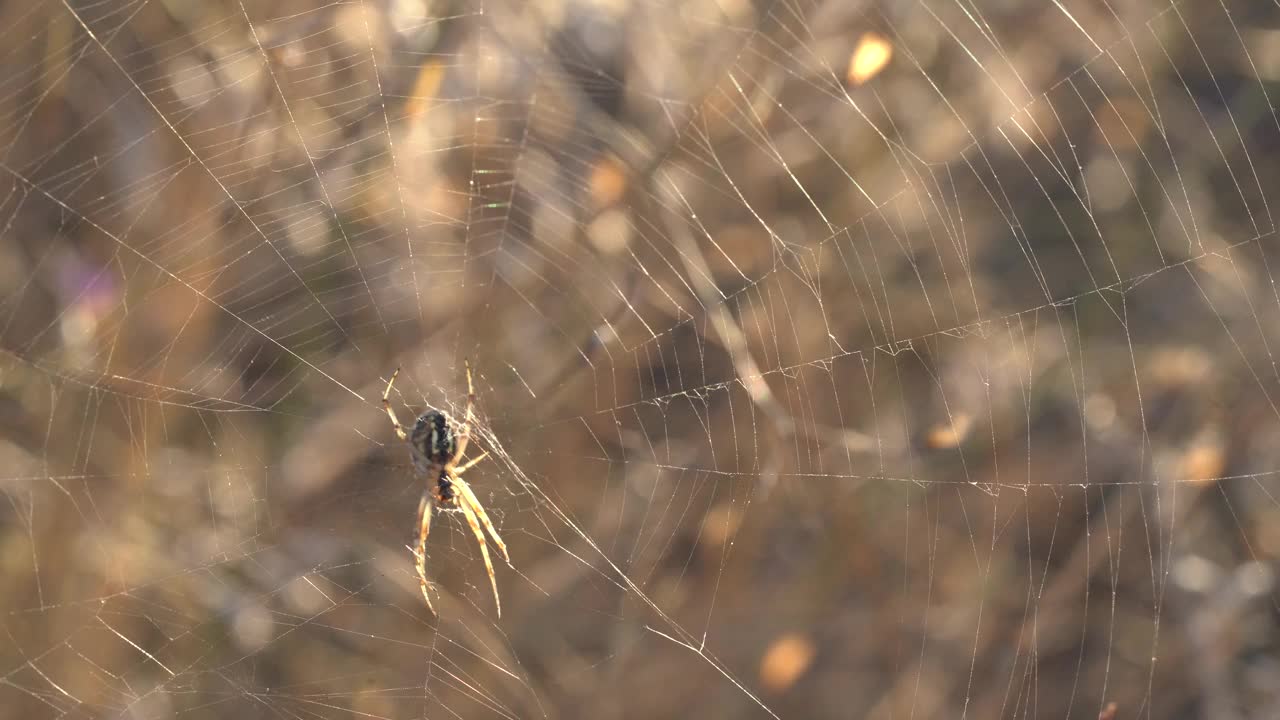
left=382, top=362, right=510, bottom=617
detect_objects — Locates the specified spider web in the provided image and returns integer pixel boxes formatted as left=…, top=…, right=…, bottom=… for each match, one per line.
left=2, top=0, right=1279, bottom=717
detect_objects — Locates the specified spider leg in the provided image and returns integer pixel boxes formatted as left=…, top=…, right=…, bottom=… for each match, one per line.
left=451, top=474, right=503, bottom=617
left=454, top=451, right=489, bottom=475
left=412, top=487, right=436, bottom=614
left=452, top=453, right=505, bottom=563
left=453, top=359, right=477, bottom=460
left=452, top=469, right=509, bottom=564
left=382, top=367, right=409, bottom=441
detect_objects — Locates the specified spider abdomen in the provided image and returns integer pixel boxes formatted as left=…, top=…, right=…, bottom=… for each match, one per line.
left=409, top=410, right=457, bottom=472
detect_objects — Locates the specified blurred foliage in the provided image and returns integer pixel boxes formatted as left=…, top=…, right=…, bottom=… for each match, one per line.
left=3, top=0, right=1280, bottom=718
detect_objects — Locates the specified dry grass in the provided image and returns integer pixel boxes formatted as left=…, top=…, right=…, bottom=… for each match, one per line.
left=2, top=0, right=1279, bottom=718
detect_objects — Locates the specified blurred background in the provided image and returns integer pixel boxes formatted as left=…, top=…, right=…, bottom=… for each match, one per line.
left=3, top=0, right=1280, bottom=717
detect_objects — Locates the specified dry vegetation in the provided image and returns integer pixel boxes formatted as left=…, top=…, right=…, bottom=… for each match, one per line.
left=3, top=0, right=1280, bottom=718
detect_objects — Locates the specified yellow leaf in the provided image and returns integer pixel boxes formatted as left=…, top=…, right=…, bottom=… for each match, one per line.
left=847, top=33, right=893, bottom=86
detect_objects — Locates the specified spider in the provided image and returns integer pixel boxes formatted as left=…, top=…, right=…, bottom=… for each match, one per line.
left=382, top=360, right=510, bottom=617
